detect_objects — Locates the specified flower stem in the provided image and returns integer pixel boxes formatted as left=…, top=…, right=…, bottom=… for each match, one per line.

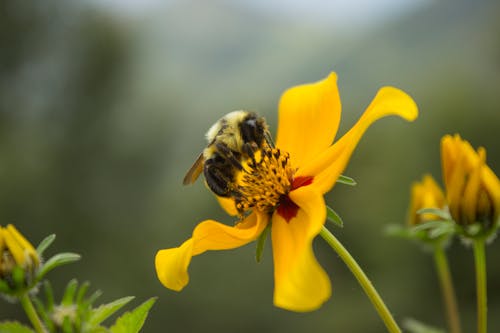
left=433, top=245, right=462, bottom=333
left=20, top=293, right=47, bottom=333
left=473, top=238, right=487, bottom=333
left=319, top=226, right=401, bottom=333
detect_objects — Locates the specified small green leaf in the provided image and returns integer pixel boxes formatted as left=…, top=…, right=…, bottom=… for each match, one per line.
left=385, top=224, right=413, bottom=239
left=62, top=279, right=79, bottom=306
left=76, top=281, right=90, bottom=304
left=337, top=175, right=357, bottom=186
left=12, top=266, right=25, bottom=288
left=36, top=234, right=56, bottom=257
left=110, top=298, right=157, bottom=333
left=0, top=322, right=35, bottom=333
left=411, top=220, right=455, bottom=234
left=88, top=296, right=135, bottom=327
left=326, top=205, right=343, bottom=228
left=416, top=208, right=451, bottom=220
left=255, top=224, right=271, bottom=263
left=0, top=280, right=10, bottom=294
left=36, top=253, right=81, bottom=281
left=43, top=280, right=55, bottom=312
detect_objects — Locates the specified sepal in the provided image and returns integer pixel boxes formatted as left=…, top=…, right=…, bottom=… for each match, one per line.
left=326, top=205, right=344, bottom=228
left=336, top=175, right=357, bottom=186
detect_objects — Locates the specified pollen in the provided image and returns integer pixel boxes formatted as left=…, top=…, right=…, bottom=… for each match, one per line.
left=234, top=146, right=295, bottom=215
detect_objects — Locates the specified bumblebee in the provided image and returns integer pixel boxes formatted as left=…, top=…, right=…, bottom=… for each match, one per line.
left=183, top=110, right=273, bottom=197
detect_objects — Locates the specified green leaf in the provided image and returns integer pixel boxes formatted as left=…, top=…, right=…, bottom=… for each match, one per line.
left=62, top=279, right=79, bottom=306
left=76, top=281, right=90, bottom=304
left=36, top=252, right=81, bottom=281
left=403, top=318, right=445, bottom=333
left=384, top=224, right=412, bottom=239
left=43, top=280, right=55, bottom=312
left=36, top=234, right=56, bottom=257
left=337, top=175, right=357, bottom=186
left=416, top=208, right=451, bottom=220
left=0, top=280, right=10, bottom=294
left=326, top=205, right=343, bottom=228
left=88, top=296, right=135, bottom=327
left=255, top=223, right=271, bottom=263
left=0, top=322, right=35, bottom=333
left=110, top=298, right=157, bottom=333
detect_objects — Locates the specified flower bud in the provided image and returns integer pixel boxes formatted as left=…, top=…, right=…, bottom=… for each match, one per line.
left=0, top=224, right=40, bottom=294
left=408, top=174, right=446, bottom=226
left=441, top=134, right=500, bottom=234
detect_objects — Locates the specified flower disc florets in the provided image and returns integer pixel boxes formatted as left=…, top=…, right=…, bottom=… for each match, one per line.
left=234, top=145, right=295, bottom=215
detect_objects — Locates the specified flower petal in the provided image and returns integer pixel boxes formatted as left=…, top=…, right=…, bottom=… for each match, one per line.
left=216, top=196, right=238, bottom=216
left=276, top=72, right=341, bottom=170
left=297, top=86, right=418, bottom=194
left=155, top=212, right=268, bottom=291
left=271, top=185, right=331, bottom=312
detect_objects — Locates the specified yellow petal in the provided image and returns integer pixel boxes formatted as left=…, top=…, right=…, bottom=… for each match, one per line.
left=155, top=239, right=194, bottom=291
left=271, top=185, right=331, bottom=312
left=216, top=196, right=238, bottom=216
left=0, top=227, right=5, bottom=254
left=462, top=148, right=484, bottom=224
left=155, top=212, right=268, bottom=291
left=482, top=165, right=500, bottom=221
left=297, top=86, right=418, bottom=194
left=408, top=174, right=446, bottom=225
left=276, top=72, right=341, bottom=170
left=4, top=225, right=39, bottom=266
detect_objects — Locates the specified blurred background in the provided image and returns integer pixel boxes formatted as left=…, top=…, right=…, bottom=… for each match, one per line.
left=1, top=0, right=499, bottom=332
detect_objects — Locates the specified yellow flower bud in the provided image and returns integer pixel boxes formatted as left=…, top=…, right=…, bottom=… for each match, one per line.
left=441, top=134, right=500, bottom=232
left=408, top=174, right=446, bottom=226
left=0, top=224, right=40, bottom=292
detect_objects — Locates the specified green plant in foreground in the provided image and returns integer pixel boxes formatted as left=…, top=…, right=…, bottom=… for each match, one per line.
left=0, top=225, right=156, bottom=333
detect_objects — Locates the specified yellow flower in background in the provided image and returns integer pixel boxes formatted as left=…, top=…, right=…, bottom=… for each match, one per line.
left=441, top=134, right=500, bottom=232
left=155, top=72, right=418, bottom=312
left=0, top=224, right=40, bottom=288
left=408, top=174, right=446, bottom=226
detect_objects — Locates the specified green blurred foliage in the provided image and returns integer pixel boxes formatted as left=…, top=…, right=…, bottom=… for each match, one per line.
left=1, top=0, right=499, bottom=332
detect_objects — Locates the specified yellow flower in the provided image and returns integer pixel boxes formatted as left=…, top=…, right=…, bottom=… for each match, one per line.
left=408, top=174, right=446, bottom=226
left=0, top=224, right=40, bottom=289
left=441, top=134, right=500, bottom=232
left=155, top=73, right=418, bottom=312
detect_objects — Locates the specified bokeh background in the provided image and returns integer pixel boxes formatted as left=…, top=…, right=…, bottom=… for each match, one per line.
left=1, top=0, right=499, bottom=332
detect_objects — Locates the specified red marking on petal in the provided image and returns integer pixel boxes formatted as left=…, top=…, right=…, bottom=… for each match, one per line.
left=292, top=176, right=313, bottom=189
left=277, top=195, right=300, bottom=222
left=276, top=176, right=314, bottom=222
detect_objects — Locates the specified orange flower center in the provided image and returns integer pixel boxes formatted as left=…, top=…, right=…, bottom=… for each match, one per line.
left=234, top=147, right=294, bottom=214
left=233, top=146, right=313, bottom=222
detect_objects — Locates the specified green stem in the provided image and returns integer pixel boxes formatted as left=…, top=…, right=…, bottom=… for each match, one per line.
left=20, top=293, right=47, bottom=333
left=433, top=245, right=462, bottom=333
left=319, top=226, right=401, bottom=333
left=473, top=238, right=487, bottom=333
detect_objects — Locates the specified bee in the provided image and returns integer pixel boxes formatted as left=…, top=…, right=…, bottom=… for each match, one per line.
left=183, top=110, right=273, bottom=197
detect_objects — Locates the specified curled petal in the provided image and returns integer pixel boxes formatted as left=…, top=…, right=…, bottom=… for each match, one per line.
left=216, top=196, right=238, bottom=216
left=271, top=185, right=331, bottom=312
left=155, top=212, right=268, bottom=291
left=297, top=86, right=418, bottom=194
left=276, top=72, right=341, bottom=170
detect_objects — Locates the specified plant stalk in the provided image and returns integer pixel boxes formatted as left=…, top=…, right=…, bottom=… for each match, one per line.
left=473, top=238, right=487, bottom=333
left=20, top=293, right=47, bottom=333
left=319, top=226, right=401, bottom=333
left=433, top=245, right=462, bottom=333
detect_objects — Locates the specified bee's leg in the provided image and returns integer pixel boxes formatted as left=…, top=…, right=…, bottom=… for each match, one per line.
left=263, top=130, right=275, bottom=148
left=215, top=142, right=243, bottom=170
left=203, top=157, right=234, bottom=197
left=242, top=142, right=259, bottom=164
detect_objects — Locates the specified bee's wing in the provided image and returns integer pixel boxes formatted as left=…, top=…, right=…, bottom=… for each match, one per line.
left=183, top=152, right=205, bottom=185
